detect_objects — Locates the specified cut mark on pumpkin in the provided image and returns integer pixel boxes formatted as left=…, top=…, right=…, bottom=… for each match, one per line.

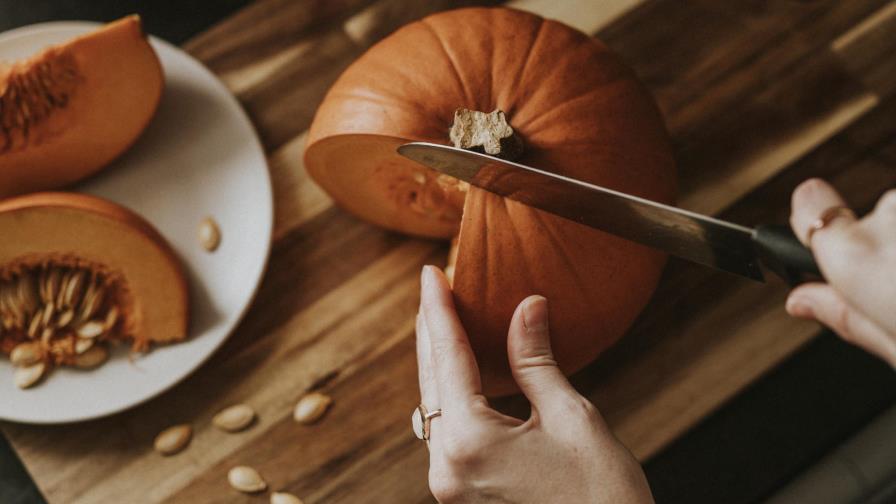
left=0, top=49, right=82, bottom=153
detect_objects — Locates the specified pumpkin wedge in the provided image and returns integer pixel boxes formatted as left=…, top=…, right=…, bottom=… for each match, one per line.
left=0, top=15, right=163, bottom=198
left=0, top=192, right=189, bottom=387
left=305, top=7, right=676, bottom=394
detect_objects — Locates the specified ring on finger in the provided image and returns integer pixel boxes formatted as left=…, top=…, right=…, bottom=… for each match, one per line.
left=807, top=206, right=856, bottom=244
left=411, top=404, right=442, bottom=442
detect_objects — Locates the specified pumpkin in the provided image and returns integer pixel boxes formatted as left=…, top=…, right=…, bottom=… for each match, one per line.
left=0, top=15, right=163, bottom=198
left=305, top=7, right=676, bottom=395
left=0, top=192, right=189, bottom=381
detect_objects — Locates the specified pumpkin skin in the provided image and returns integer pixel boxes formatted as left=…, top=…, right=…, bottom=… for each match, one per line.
left=305, top=7, right=676, bottom=394
left=0, top=192, right=189, bottom=353
left=0, top=15, right=163, bottom=198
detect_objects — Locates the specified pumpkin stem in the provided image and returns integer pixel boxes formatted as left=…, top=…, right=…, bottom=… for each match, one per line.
left=449, top=108, right=523, bottom=161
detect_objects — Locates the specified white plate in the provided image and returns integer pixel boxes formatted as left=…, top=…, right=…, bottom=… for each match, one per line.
left=0, top=22, right=273, bottom=423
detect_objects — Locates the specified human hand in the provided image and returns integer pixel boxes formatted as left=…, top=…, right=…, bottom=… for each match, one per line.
left=414, top=265, right=653, bottom=503
left=787, top=178, right=896, bottom=366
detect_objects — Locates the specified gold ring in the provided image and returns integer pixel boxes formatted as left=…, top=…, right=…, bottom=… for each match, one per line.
left=411, top=404, right=442, bottom=441
left=807, top=206, right=856, bottom=244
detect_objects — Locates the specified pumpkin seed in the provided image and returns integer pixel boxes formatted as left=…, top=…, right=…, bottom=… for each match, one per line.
left=73, top=345, right=108, bottom=368
left=40, top=327, right=54, bottom=346
left=104, top=305, right=119, bottom=330
left=271, top=492, right=305, bottom=504
left=10, top=342, right=41, bottom=366
left=212, top=404, right=256, bottom=432
left=14, top=361, right=46, bottom=389
left=44, top=268, right=62, bottom=304
left=41, top=301, right=54, bottom=327
left=79, top=284, right=104, bottom=322
left=63, top=270, right=85, bottom=308
left=228, top=466, right=267, bottom=493
left=56, top=270, right=72, bottom=308
left=26, top=311, right=42, bottom=338
left=198, top=217, right=221, bottom=252
left=153, top=424, right=192, bottom=455
left=56, top=308, right=75, bottom=328
left=76, top=320, right=105, bottom=339
left=16, top=275, right=38, bottom=315
left=5, top=283, right=24, bottom=327
left=37, top=269, right=48, bottom=302
left=293, top=392, right=333, bottom=425
left=74, top=338, right=94, bottom=355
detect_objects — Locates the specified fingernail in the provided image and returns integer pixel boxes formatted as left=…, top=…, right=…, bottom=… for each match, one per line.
left=786, top=295, right=813, bottom=319
left=522, top=296, right=549, bottom=333
left=421, top=265, right=433, bottom=287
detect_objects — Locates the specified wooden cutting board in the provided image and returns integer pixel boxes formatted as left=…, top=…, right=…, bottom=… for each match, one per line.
left=3, top=0, right=896, bottom=502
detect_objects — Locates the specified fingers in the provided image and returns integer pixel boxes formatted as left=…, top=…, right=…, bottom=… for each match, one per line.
left=506, top=296, right=584, bottom=423
left=787, top=283, right=896, bottom=367
left=416, top=311, right=438, bottom=408
left=790, top=178, right=854, bottom=246
left=420, top=265, right=483, bottom=410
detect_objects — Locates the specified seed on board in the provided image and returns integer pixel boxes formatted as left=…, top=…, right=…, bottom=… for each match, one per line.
left=293, top=392, right=333, bottom=425
left=212, top=404, right=256, bottom=432
left=14, top=361, right=46, bottom=389
left=198, top=217, right=221, bottom=252
left=271, top=491, right=305, bottom=504
left=154, top=424, right=192, bottom=455
left=73, top=345, right=108, bottom=369
left=10, top=342, right=41, bottom=366
left=228, top=465, right=267, bottom=493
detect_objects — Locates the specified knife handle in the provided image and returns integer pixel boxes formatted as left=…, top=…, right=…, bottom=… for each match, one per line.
left=754, top=225, right=822, bottom=286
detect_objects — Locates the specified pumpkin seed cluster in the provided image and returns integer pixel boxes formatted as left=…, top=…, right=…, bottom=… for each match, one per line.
left=1, top=263, right=122, bottom=388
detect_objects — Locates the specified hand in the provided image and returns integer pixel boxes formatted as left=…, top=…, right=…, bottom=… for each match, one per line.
left=415, top=265, right=653, bottom=503
left=787, top=178, right=896, bottom=366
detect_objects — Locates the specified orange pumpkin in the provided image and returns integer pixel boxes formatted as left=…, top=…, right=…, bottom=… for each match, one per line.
left=305, top=7, right=676, bottom=395
left=0, top=15, right=163, bottom=198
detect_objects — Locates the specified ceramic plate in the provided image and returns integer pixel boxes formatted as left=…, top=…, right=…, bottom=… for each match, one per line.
left=0, top=22, right=272, bottom=423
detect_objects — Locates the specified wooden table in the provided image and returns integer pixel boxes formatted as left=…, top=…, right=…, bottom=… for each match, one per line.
left=3, top=0, right=896, bottom=502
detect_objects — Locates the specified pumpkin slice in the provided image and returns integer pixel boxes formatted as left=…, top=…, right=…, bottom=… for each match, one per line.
left=0, top=192, right=189, bottom=387
left=0, top=15, right=163, bottom=198
left=305, top=7, right=676, bottom=395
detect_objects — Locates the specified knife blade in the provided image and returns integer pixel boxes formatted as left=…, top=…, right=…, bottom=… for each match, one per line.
left=397, top=142, right=821, bottom=284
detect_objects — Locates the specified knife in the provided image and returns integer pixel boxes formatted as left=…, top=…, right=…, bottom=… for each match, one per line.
left=397, top=142, right=821, bottom=284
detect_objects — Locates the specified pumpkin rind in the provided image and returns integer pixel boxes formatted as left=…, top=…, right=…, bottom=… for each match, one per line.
left=305, top=7, right=676, bottom=394
left=0, top=15, right=164, bottom=198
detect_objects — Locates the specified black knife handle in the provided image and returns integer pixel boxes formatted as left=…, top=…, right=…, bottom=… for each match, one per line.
left=754, top=224, right=822, bottom=286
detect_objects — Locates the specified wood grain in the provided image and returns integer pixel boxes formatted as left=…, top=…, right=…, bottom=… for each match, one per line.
left=3, top=0, right=896, bottom=502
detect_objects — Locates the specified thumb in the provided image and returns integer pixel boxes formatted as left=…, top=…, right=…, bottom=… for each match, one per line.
left=507, top=296, right=580, bottom=417
left=787, top=284, right=896, bottom=367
